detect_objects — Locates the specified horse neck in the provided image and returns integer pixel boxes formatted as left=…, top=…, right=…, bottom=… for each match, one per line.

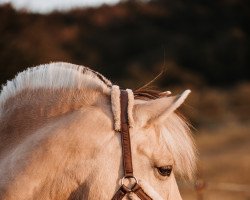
left=0, top=88, right=106, bottom=154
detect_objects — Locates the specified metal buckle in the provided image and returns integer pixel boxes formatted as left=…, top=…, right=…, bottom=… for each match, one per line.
left=121, top=176, right=138, bottom=191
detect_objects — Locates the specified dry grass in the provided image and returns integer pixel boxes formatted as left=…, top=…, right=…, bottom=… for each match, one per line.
left=178, top=83, right=250, bottom=200
left=179, top=122, right=250, bottom=200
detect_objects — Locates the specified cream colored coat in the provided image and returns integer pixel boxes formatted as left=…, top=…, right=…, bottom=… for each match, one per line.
left=0, top=62, right=196, bottom=200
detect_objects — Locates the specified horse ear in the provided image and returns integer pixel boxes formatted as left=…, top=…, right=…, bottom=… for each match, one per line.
left=133, top=90, right=191, bottom=127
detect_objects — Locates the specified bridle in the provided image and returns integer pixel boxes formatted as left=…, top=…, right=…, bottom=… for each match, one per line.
left=111, top=90, right=152, bottom=200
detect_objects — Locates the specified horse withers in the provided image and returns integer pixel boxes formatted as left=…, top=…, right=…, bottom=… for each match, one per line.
left=0, top=62, right=196, bottom=200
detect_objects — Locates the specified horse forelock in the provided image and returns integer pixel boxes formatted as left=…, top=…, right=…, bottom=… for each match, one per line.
left=0, top=62, right=112, bottom=112
left=161, top=113, right=196, bottom=180
left=134, top=89, right=196, bottom=180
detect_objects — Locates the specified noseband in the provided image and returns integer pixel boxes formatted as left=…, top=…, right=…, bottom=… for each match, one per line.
left=112, top=90, right=152, bottom=200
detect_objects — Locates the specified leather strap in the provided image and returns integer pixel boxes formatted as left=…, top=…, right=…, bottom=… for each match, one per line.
left=112, top=183, right=152, bottom=200
left=132, top=184, right=152, bottom=200
left=111, top=90, right=152, bottom=200
left=112, top=185, right=130, bottom=200
left=120, top=90, right=133, bottom=177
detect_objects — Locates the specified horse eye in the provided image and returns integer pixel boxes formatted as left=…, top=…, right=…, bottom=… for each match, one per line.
left=157, top=165, right=172, bottom=177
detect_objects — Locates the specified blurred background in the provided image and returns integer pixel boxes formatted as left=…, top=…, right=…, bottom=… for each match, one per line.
left=0, top=0, right=249, bottom=199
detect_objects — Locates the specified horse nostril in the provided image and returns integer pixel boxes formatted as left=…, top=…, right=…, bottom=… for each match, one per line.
left=157, top=165, right=172, bottom=177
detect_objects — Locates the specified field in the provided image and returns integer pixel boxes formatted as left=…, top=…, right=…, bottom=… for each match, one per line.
left=180, top=122, right=250, bottom=200
left=179, top=83, right=250, bottom=200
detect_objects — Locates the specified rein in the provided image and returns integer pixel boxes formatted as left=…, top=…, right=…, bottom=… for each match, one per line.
left=111, top=90, right=152, bottom=200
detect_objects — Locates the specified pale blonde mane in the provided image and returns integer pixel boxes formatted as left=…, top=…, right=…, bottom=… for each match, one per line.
left=0, top=62, right=111, bottom=114
left=161, top=113, right=196, bottom=180
left=134, top=90, right=196, bottom=180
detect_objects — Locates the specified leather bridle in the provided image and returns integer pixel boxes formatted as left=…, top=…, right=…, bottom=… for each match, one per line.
left=111, top=90, right=152, bottom=200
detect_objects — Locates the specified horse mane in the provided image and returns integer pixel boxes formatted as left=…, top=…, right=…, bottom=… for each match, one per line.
left=0, top=62, right=112, bottom=112
left=134, top=89, right=162, bottom=100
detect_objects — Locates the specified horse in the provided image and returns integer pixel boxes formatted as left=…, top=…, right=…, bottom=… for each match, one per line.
left=0, top=62, right=196, bottom=200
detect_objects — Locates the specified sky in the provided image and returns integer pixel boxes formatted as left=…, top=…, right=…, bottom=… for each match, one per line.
left=0, top=0, right=121, bottom=13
